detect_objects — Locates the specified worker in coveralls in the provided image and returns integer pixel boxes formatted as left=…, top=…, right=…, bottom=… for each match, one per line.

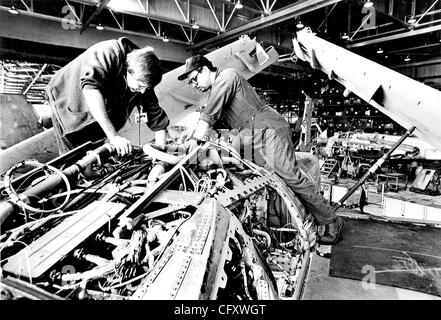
left=178, top=55, right=344, bottom=244
left=46, top=38, right=169, bottom=157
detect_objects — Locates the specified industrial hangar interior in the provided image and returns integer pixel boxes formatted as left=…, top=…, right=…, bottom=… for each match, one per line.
left=0, top=0, right=441, bottom=301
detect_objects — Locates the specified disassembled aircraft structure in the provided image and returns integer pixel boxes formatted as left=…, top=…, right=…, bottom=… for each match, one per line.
left=1, top=27, right=441, bottom=300
left=292, top=28, right=441, bottom=152
left=321, top=131, right=441, bottom=161
left=0, top=36, right=319, bottom=300
left=0, top=140, right=317, bottom=300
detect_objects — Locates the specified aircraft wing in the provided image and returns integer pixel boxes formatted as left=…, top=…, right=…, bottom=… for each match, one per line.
left=292, top=28, right=441, bottom=151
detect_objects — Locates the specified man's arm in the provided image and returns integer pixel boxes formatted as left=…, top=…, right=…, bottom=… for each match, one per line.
left=183, top=119, right=210, bottom=151
left=154, top=129, right=167, bottom=147
left=82, top=88, right=132, bottom=156
left=192, top=119, right=210, bottom=140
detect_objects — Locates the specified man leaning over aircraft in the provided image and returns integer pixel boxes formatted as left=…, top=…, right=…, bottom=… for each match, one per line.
left=46, top=37, right=169, bottom=156
left=178, top=54, right=344, bottom=245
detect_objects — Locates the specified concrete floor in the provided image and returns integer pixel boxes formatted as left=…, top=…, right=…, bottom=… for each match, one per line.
left=301, top=246, right=441, bottom=300
left=303, top=177, right=441, bottom=300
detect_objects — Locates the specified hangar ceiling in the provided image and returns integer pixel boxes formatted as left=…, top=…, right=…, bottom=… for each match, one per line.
left=0, top=0, right=440, bottom=89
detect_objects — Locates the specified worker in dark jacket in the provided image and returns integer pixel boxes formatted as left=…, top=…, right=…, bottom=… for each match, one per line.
left=178, top=55, right=344, bottom=245
left=46, top=37, right=169, bottom=156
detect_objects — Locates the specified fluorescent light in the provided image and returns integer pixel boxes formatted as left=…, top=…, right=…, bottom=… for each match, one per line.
left=192, top=17, right=200, bottom=29
left=364, top=1, right=374, bottom=8
left=235, top=0, right=243, bottom=9
left=96, top=24, right=104, bottom=31
left=8, top=6, right=19, bottom=14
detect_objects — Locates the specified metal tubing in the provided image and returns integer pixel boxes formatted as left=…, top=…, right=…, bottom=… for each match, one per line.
left=334, top=126, right=416, bottom=210
left=0, top=144, right=115, bottom=225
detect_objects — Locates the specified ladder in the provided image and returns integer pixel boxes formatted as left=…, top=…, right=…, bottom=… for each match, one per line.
left=321, top=158, right=338, bottom=177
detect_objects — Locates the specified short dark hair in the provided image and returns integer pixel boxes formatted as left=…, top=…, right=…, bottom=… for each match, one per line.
left=126, top=46, right=162, bottom=88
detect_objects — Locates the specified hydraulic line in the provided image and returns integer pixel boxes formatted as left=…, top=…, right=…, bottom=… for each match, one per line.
left=333, top=126, right=416, bottom=210
left=0, top=144, right=115, bottom=226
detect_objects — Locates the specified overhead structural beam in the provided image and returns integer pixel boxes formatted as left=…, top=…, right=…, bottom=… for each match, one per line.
left=415, top=0, right=439, bottom=26
left=349, top=12, right=372, bottom=41
left=0, top=9, right=188, bottom=63
left=109, top=10, right=123, bottom=30
left=388, top=0, right=394, bottom=15
left=374, top=8, right=411, bottom=29
left=65, top=0, right=81, bottom=22
left=80, top=0, right=111, bottom=34
left=388, top=43, right=441, bottom=54
left=20, top=0, right=31, bottom=12
left=205, top=0, right=224, bottom=31
left=224, top=7, right=237, bottom=30
left=174, top=0, right=189, bottom=23
left=347, top=23, right=441, bottom=47
left=72, top=0, right=220, bottom=33
left=392, top=57, right=441, bottom=68
left=259, top=0, right=278, bottom=14
left=146, top=17, right=160, bottom=36
left=268, top=0, right=278, bottom=13
left=347, top=0, right=410, bottom=29
left=180, top=25, right=191, bottom=43
left=23, top=63, right=47, bottom=95
left=190, top=0, right=343, bottom=50
left=317, top=2, right=338, bottom=31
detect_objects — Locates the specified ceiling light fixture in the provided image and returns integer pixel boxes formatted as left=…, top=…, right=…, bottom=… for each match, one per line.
left=235, top=0, right=243, bottom=9
left=377, top=48, right=383, bottom=54
left=404, top=55, right=411, bottom=62
left=364, top=1, right=374, bottom=8
left=8, top=5, right=19, bottom=14
left=162, top=34, right=169, bottom=43
left=341, top=33, right=349, bottom=40
left=192, top=18, right=199, bottom=29
left=96, top=24, right=104, bottom=31
left=407, top=16, right=417, bottom=24
left=296, top=20, right=304, bottom=29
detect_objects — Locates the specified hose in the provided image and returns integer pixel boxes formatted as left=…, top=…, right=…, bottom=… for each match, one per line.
left=252, top=229, right=271, bottom=249
left=142, top=144, right=184, bottom=165
left=3, top=160, right=71, bottom=214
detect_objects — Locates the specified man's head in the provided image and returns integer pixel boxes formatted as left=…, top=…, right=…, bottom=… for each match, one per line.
left=177, top=55, right=217, bottom=92
left=126, top=46, right=162, bottom=94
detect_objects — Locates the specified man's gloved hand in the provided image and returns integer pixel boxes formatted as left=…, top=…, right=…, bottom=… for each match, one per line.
left=109, top=135, right=133, bottom=157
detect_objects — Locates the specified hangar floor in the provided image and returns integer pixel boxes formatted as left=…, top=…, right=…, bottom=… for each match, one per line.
left=302, top=177, right=441, bottom=300
left=302, top=247, right=441, bottom=300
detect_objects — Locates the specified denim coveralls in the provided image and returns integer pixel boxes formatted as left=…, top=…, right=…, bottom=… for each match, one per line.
left=201, top=68, right=336, bottom=225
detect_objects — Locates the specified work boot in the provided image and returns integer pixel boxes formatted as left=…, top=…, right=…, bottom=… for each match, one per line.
left=318, top=216, right=345, bottom=245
